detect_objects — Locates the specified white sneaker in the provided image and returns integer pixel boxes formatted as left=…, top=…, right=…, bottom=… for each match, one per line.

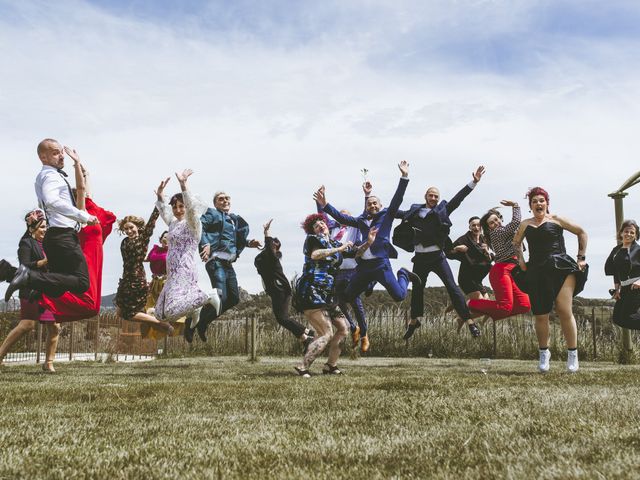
left=538, top=349, right=551, bottom=373
left=190, top=306, right=203, bottom=328
left=567, top=350, right=579, bottom=373
left=208, top=290, right=221, bottom=316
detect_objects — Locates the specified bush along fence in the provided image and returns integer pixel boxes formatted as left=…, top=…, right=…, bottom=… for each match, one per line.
left=1, top=301, right=637, bottom=365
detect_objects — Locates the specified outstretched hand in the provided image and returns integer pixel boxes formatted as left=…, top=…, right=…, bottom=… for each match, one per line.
left=472, top=166, right=486, bottom=183
left=155, top=177, right=171, bottom=199
left=500, top=200, right=517, bottom=207
left=64, top=146, right=80, bottom=164
left=175, top=169, right=193, bottom=186
left=363, top=181, right=373, bottom=196
left=367, top=226, right=379, bottom=244
left=263, top=219, right=273, bottom=236
left=247, top=239, right=263, bottom=249
left=398, top=160, right=409, bottom=178
left=313, top=185, right=327, bottom=207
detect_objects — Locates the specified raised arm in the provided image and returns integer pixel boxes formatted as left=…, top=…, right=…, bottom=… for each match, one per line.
left=66, top=147, right=87, bottom=212
left=500, top=201, right=521, bottom=234
left=176, top=169, right=207, bottom=238
left=315, top=186, right=338, bottom=230
left=362, top=181, right=372, bottom=216
left=40, top=171, right=94, bottom=224
left=446, top=165, right=485, bottom=215
left=385, top=161, right=410, bottom=217
left=314, top=186, right=360, bottom=227
left=154, top=177, right=174, bottom=226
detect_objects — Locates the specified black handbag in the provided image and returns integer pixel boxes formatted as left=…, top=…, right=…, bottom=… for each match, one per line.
left=392, top=221, right=416, bottom=253
left=510, top=265, right=529, bottom=293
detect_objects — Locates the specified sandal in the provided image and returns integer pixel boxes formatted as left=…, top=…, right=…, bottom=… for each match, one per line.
left=322, top=364, right=343, bottom=375
left=42, top=361, right=56, bottom=374
left=294, top=366, right=311, bottom=378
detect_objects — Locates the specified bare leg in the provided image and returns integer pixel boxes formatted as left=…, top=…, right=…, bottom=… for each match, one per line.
left=555, top=274, right=578, bottom=349
left=326, top=315, right=348, bottom=367
left=130, top=312, right=174, bottom=334
left=300, top=309, right=332, bottom=370
left=0, top=320, right=37, bottom=363
left=43, top=323, right=61, bottom=372
left=534, top=313, right=550, bottom=348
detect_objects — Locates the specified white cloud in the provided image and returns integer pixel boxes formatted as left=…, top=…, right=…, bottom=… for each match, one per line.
left=2, top=0, right=640, bottom=301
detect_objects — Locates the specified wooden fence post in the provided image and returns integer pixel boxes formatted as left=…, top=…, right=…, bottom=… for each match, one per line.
left=492, top=320, right=497, bottom=358
left=245, top=317, right=250, bottom=355
left=250, top=316, right=257, bottom=362
left=95, top=315, right=100, bottom=361
left=69, top=322, right=74, bottom=362
left=592, top=307, right=597, bottom=360
left=36, top=322, right=42, bottom=364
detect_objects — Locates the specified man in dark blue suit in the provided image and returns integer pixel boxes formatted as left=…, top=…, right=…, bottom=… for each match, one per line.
left=314, top=161, right=420, bottom=304
left=394, top=166, right=485, bottom=339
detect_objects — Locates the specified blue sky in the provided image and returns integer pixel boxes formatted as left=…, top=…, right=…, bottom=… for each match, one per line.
left=1, top=0, right=640, bottom=299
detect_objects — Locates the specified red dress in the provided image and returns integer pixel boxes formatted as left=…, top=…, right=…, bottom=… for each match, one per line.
left=40, top=198, right=116, bottom=321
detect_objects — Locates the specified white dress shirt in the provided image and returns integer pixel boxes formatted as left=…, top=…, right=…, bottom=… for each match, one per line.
left=35, top=165, right=92, bottom=228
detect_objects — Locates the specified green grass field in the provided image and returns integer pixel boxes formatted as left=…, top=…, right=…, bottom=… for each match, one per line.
left=2, top=357, right=640, bottom=479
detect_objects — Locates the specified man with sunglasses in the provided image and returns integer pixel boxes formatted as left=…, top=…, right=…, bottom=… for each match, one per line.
left=188, top=191, right=260, bottom=342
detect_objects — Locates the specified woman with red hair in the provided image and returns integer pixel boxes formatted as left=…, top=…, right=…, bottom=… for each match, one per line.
left=293, top=213, right=375, bottom=377
left=513, top=187, right=588, bottom=373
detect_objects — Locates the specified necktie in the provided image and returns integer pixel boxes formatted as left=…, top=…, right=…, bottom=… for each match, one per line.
left=57, top=169, right=77, bottom=207
left=334, top=226, right=347, bottom=241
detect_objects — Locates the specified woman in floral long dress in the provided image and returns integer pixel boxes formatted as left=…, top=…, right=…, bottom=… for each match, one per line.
left=115, top=203, right=173, bottom=335
left=154, top=170, right=220, bottom=341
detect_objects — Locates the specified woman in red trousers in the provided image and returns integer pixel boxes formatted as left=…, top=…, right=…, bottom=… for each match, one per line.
left=467, top=201, right=530, bottom=321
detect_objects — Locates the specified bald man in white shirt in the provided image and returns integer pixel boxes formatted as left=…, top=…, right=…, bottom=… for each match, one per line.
left=4, top=139, right=98, bottom=301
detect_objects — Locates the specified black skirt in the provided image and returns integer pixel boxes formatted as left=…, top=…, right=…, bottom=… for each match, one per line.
left=612, top=287, right=640, bottom=330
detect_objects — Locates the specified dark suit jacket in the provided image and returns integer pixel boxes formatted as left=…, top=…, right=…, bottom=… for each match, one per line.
left=322, top=177, right=409, bottom=260
left=17, top=235, right=46, bottom=299
left=394, top=183, right=474, bottom=251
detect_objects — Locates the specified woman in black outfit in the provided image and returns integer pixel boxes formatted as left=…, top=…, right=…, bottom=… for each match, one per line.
left=605, top=220, right=640, bottom=330
left=254, top=219, right=314, bottom=350
left=513, top=187, right=587, bottom=373
left=448, top=216, right=493, bottom=301
left=0, top=210, right=61, bottom=372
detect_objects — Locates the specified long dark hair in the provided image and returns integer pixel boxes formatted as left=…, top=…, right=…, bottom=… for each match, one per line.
left=479, top=209, right=502, bottom=250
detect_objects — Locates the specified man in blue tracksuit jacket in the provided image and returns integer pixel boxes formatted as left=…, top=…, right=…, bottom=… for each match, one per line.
left=194, top=191, right=260, bottom=341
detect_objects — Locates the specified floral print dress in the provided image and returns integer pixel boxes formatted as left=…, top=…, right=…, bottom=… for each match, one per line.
left=115, top=208, right=159, bottom=320
left=154, top=189, right=209, bottom=321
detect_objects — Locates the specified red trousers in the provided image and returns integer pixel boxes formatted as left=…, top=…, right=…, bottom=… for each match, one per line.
left=468, top=262, right=530, bottom=320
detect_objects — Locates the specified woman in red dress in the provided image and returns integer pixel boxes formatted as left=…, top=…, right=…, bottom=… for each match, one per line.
left=40, top=154, right=116, bottom=322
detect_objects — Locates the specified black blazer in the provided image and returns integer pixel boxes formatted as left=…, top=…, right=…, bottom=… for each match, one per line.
left=605, top=242, right=640, bottom=285
left=254, top=237, right=291, bottom=295
left=17, top=234, right=46, bottom=299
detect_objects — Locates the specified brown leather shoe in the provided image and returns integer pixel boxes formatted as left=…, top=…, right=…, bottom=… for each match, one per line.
left=360, top=335, right=370, bottom=353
